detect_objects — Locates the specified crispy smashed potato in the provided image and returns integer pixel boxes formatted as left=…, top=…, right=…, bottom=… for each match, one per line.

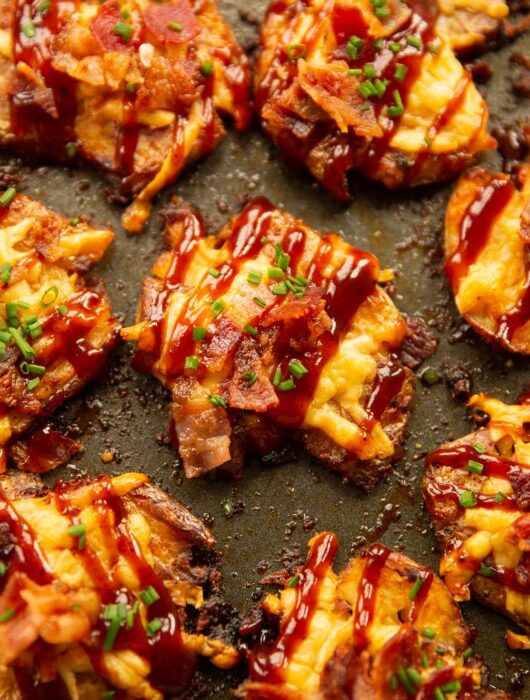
left=236, top=532, right=506, bottom=699
left=424, top=394, right=530, bottom=636
left=0, top=470, right=239, bottom=699
left=0, top=0, right=250, bottom=232
left=122, top=197, right=415, bottom=489
left=445, top=165, right=530, bottom=354
left=255, top=0, right=495, bottom=201
left=0, top=191, right=119, bottom=471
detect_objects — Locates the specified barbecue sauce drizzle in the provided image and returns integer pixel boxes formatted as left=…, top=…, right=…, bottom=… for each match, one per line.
left=10, top=0, right=249, bottom=185
left=257, top=0, right=474, bottom=197
left=425, top=442, right=530, bottom=594
left=133, top=197, right=407, bottom=450
left=0, top=477, right=196, bottom=692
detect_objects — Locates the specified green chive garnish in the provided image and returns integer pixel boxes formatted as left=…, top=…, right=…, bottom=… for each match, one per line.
left=278, top=379, right=295, bottom=392
left=0, top=608, right=15, bottom=623
left=208, top=394, right=226, bottom=408
left=41, top=285, right=58, bottom=307
left=0, top=188, right=16, bottom=207
left=146, top=618, right=163, bottom=636
left=247, top=271, right=262, bottom=285
left=289, top=359, right=308, bottom=380
left=113, top=21, right=132, bottom=41
left=201, top=60, right=213, bottom=77
left=193, top=326, right=207, bottom=342
left=243, top=370, right=257, bottom=386
left=286, top=575, right=299, bottom=587
left=406, top=35, right=422, bottom=49
left=139, top=585, right=160, bottom=606
left=168, top=21, right=183, bottom=30
left=466, top=460, right=483, bottom=475
left=208, top=268, right=220, bottom=278
left=459, top=491, right=477, bottom=508
left=210, top=298, right=225, bottom=317
left=244, top=323, right=258, bottom=337
left=408, top=576, right=423, bottom=600
left=184, top=355, right=199, bottom=369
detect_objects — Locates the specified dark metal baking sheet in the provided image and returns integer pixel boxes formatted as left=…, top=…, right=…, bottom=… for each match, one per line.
left=5, top=7, right=530, bottom=697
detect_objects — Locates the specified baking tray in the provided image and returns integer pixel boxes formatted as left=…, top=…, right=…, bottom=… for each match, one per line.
left=3, top=6, right=529, bottom=696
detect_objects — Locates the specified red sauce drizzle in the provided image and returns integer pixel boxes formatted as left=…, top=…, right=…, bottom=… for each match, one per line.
left=497, top=272, right=530, bottom=344
left=445, top=175, right=515, bottom=289
left=249, top=532, right=338, bottom=682
left=352, top=543, right=391, bottom=653
left=362, top=363, right=406, bottom=431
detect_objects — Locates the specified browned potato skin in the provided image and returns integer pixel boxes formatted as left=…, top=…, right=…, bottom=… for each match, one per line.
left=0, top=194, right=119, bottom=471
left=444, top=164, right=530, bottom=354
left=0, top=471, right=238, bottom=699
left=237, top=534, right=507, bottom=699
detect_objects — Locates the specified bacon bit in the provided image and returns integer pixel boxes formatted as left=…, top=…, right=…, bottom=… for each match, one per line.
left=297, top=59, right=382, bottom=137
left=506, top=629, right=530, bottom=650
left=8, top=426, right=82, bottom=473
left=90, top=2, right=137, bottom=52
left=229, top=338, right=279, bottom=412
left=143, top=0, right=201, bottom=45
left=261, top=286, right=325, bottom=328
left=202, top=317, right=242, bottom=373
left=508, top=466, right=530, bottom=511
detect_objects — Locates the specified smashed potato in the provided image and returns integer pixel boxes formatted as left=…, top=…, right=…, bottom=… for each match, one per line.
left=255, top=0, right=495, bottom=200
left=0, top=470, right=239, bottom=698
left=424, top=394, right=530, bottom=636
left=237, top=532, right=506, bottom=699
left=123, top=197, right=416, bottom=489
left=0, top=191, right=119, bottom=471
left=0, top=0, right=250, bottom=232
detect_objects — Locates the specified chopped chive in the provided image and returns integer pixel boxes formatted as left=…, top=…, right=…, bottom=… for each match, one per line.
left=0, top=562, right=6, bottom=577
left=65, top=142, right=77, bottom=158
left=421, top=651, right=428, bottom=668
left=268, top=266, right=285, bottom=280
left=434, top=688, right=445, bottom=700
left=394, top=63, right=407, bottom=81
left=277, top=251, right=290, bottom=272
left=103, top=691, right=116, bottom=698
left=113, top=21, right=132, bottom=41
left=0, top=608, right=15, bottom=623
left=441, top=681, right=461, bottom=693
left=363, top=63, right=377, bottom=78
left=103, top=617, right=121, bottom=650
left=184, top=355, right=199, bottom=369
left=346, top=35, right=363, bottom=59
left=272, top=367, right=281, bottom=386
left=243, top=370, right=257, bottom=385
left=289, top=359, right=308, bottom=379
left=27, top=377, right=40, bottom=391
left=459, top=490, right=477, bottom=508
left=260, top=236, right=269, bottom=245
left=435, top=659, right=443, bottom=670
left=146, top=618, right=163, bottom=636
left=208, top=267, right=220, bottom=278
left=126, top=81, right=136, bottom=93
left=254, top=297, right=266, bottom=308
left=406, top=34, right=422, bottom=49
left=286, top=43, right=306, bottom=61
left=408, top=576, right=423, bottom=600
left=41, top=285, right=59, bottom=307
left=407, top=668, right=422, bottom=686
left=390, top=674, right=398, bottom=691
left=193, top=326, right=207, bottom=342
left=21, top=22, right=36, bottom=38
left=210, top=298, right=225, bottom=317
left=271, top=282, right=288, bottom=295
left=388, top=89, right=404, bottom=117
left=68, top=524, right=86, bottom=549
left=286, top=575, right=299, bottom=587
left=139, top=585, right=160, bottom=606
left=20, top=362, right=45, bottom=375
left=58, top=304, right=68, bottom=316
left=120, top=9, right=130, bottom=18
left=208, top=393, right=227, bottom=408
left=70, top=217, right=80, bottom=226
left=278, top=379, right=295, bottom=392
left=201, top=60, right=213, bottom=77
left=494, top=491, right=506, bottom=503
left=27, top=323, right=42, bottom=339
left=168, top=20, right=183, bottom=31
left=9, top=328, right=35, bottom=360
left=463, top=646, right=474, bottom=660
left=373, top=78, right=388, bottom=96
left=348, top=68, right=363, bottom=76
left=0, top=188, right=16, bottom=207
left=247, top=271, right=262, bottom=285
left=244, top=323, right=258, bottom=337
left=397, top=666, right=415, bottom=695
left=0, top=262, right=12, bottom=284
left=437, top=647, right=447, bottom=655
left=0, top=342, right=6, bottom=359
left=262, top=451, right=279, bottom=462
left=373, top=38, right=384, bottom=50
left=424, top=136, right=432, bottom=147
left=0, top=330, right=10, bottom=343
left=375, top=5, right=390, bottom=17
left=38, top=0, right=50, bottom=12
left=17, top=301, right=30, bottom=310
left=479, top=563, right=493, bottom=577
left=466, top=460, right=483, bottom=474
left=427, top=42, right=440, bottom=54
left=474, top=443, right=486, bottom=453
left=390, top=41, right=401, bottom=52
left=422, top=627, right=436, bottom=639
